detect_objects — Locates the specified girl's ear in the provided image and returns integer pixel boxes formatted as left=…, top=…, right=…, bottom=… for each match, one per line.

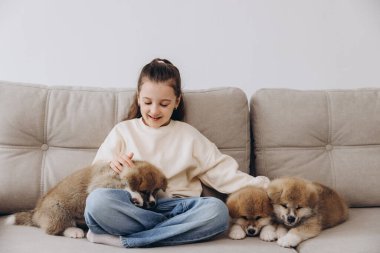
left=175, top=95, right=181, bottom=109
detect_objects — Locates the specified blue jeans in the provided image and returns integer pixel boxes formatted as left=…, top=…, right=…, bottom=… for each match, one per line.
left=84, top=188, right=229, bottom=248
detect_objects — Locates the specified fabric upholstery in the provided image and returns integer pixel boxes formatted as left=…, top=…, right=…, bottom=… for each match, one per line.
left=0, top=81, right=250, bottom=214
left=296, top=208, right=380, bottom=253
left=1, top=208, right=378, bottom=253
left=251, top=89, right=380, bottom=207
left=1, top=82, right=379, bottom=253
left=0, top=216, right=295, bottom=253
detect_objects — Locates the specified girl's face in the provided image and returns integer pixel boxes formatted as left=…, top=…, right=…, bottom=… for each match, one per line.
left=138, top=80, right=180, bottom=128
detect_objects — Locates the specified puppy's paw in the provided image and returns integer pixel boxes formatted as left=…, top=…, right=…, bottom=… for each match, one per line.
left=4, top=215, right=16, bottom=225
left=277, top=233, right=301, bottom=248
left=228, top=224, right=246, bottom=240
left=276, top=225, right=288, bottom=239
left=259, top=225, right=277, bottom=242
left=130, top=191, right=143, bottom=207
left=63, top=227, right=85, bottom=238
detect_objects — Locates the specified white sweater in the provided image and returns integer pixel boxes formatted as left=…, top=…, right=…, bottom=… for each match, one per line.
left=93, top=118, right=269, bottom=197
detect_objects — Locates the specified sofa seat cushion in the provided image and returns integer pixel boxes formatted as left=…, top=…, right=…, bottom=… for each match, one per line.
left=251, top=89, right=380, bottom=207
left=297, top=208, right=380, bottom=253
left=0, top=215, right=295, bottom=253
left=1, top=208, right=378, bottom=252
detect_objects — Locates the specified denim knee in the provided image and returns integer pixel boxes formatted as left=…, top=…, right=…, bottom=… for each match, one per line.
left=202, top=197, right=229, bottom=230
left=85, top=188, right=132, bottom=222
left=86, top=188, right=113, bottom=216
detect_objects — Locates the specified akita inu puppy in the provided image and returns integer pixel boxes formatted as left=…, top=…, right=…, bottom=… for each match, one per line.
left=6, top=160, right=167, bottom=238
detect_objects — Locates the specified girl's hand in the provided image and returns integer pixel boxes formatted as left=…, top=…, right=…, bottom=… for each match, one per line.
left=110, top=152, right=135, bottom=174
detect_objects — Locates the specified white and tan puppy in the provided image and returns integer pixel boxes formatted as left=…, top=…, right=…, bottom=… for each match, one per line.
left=6, top=160, right=167, bottom=238
left=226, top=186, right=273, bottom=240
left=266, top=177, right=349, bottom=248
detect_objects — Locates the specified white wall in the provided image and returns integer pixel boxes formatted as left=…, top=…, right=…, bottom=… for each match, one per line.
left=0, top=0, right=379, bottom=97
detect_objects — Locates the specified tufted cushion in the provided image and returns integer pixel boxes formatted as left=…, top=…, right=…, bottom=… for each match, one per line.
left=251, top=89, right=380, bottom=207
left=0, top=81, right=250, bottom=214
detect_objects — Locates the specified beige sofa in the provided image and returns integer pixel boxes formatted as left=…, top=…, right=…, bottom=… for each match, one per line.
left=0, top=81, right=379, bottom=253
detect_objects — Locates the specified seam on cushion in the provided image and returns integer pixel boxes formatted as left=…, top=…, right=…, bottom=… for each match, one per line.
left=114, top=91, right=119, bottom=125
left=326, top=91, right=337, bottom=189
left=252, top=94, right=267, bottom=177
left=0, top=145, right=45, bottom=150
left=219, top=147, right=247, bottom=152
left=44, top=146, right=99, bottom=151
left=40, top=89, right=51, bottom=196
left=326, top=91, right=332, bottom=146
left=331, top=145, right=380, bottom=149
left=0, top=145, right=99, bottom=151
left=257, top=146, right=327, bottom=151
left=249, top=144, right=380, bottom=150
left=245, top=100, right=250, bottom=171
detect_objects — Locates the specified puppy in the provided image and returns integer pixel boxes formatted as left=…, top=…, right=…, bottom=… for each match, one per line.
left=266, top=177, right=349, bottom=248
left=6, top=160, right=167, bottom=238
left=226, top=186, right=273, bottom=240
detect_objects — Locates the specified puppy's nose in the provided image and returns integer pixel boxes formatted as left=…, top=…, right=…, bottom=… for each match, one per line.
left=287, top=216, right=296, bottom=224
left=147, top=201, right=156, bottom=208
left=247, top=228, right=256, bottom=237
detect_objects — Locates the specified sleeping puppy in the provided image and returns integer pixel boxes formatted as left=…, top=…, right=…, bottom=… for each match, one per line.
left=6, top=160, right=167, bottom=239
left=266, top=177, right=349, bottom=248
left=226, top=186, right=273, bottom=240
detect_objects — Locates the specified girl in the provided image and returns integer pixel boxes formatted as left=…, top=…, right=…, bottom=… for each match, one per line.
left=84, top=58, right=269, bottom=248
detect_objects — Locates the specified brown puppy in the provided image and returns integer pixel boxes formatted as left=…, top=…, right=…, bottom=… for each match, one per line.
left=226, top=186, right=273, bottom=240
left=6, top=160, right=167, bottom=238
left=266, top=177, right=349, bottom=248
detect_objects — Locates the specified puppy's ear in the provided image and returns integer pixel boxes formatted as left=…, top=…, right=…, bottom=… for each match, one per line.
left=151, top=169, right=167, bottom=191
left=263, top=195, right=274, bottom=214
left=127, top=174, right=142, bottom=191
left=267, top=179, right=283, bottom=203
left=226, top=195, right=240, bottom=218
left=161, top=177, right=168, bottom=192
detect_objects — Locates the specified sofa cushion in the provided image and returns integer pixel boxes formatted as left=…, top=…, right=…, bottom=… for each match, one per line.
left=1, top=208, right=378, bottom=253
left=0, top=81, right=250, bottom=214
left=0, top=215, right=295, bottom=253
left=297, top=208, right=380, bottom=253
left=251, top=89, right=380, bottom=207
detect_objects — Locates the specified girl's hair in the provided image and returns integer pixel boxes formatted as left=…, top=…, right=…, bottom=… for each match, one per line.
left=126, top=58, right=185, bottom=121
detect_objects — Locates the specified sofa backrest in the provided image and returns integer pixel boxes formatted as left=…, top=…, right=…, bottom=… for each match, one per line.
left=0, top=81, right=250, bottom=214
left=251, top=88, right=380, bottom=207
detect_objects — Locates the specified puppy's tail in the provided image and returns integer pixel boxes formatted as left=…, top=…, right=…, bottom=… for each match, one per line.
left=5, top=210, right=36, bottom=226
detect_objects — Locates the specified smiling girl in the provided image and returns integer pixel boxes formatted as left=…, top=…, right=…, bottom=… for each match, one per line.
left=84, top=58, right=269, bottom=248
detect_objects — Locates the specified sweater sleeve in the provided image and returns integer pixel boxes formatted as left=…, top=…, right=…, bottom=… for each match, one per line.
left=92, top=124, right=125, bottom=164
left=195, top=136, right=270, bottom=194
